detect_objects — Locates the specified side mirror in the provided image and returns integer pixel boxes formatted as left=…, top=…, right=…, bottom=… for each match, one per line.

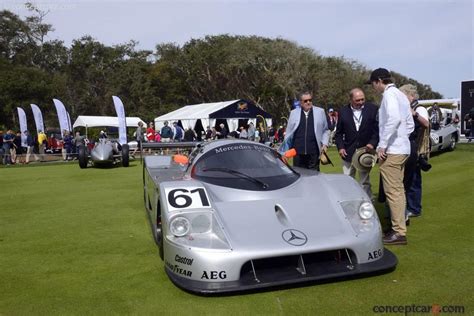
left=173, top=154, right=189, bottom=165
left=284, top=148, right=297, bottom=158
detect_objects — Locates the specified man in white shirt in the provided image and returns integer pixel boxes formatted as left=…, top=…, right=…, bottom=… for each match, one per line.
left=366, top=68, right=414, bottom=245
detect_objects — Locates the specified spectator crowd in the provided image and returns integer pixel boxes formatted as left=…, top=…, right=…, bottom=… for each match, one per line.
left=0, top=129, right=89, bottom=165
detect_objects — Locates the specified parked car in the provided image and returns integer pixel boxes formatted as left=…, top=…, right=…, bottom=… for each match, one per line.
left=78, top=138, right=129, bottom=168
left=428, top=107, right=460, bottom=153
left=142, top=140, right=397, bottom=294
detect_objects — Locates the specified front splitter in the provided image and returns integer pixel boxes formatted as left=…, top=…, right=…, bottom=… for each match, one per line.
left=165, top=248, right=397, bottom=295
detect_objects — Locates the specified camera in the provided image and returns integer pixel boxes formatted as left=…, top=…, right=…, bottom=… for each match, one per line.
left=418, top=155, right=432, bottom=172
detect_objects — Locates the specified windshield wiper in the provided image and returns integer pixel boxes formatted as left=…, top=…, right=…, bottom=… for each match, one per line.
left=202, top=167, right=269, bottom=189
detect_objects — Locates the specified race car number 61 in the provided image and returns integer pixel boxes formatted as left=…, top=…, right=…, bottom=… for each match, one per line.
left=166, top=187, right=211, bottom=210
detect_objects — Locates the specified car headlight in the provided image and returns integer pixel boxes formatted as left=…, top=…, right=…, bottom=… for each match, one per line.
left=169, top=216, right=190, bottom=237
left=359, top=201, right=375, bottom=219
left=340, top=200, right=380, bottom=235
left=166, top=211, right=231, bottom=250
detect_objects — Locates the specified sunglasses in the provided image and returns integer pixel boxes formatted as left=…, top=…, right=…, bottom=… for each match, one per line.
left=302, top=99, right=312, bottom=103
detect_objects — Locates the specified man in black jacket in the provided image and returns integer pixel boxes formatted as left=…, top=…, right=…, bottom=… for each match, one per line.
left=335, top=88, right=379, bottom=198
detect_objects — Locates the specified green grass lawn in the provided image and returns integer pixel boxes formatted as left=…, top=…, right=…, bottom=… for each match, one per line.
left=1, top=145, right=473, bottom=315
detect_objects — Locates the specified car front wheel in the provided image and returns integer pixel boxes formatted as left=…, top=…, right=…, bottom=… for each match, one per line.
left=157, top=224, right=164, bottom=260
left=448, top=134, right=456, bottom=151
left=78, top=145, right=88, bottom=168
left=122, top=144, right=130, bottom=167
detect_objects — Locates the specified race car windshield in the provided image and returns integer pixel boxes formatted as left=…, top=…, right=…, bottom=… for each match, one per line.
left=191, top=143, right=299, bottom=191
left=202, top=167, right=269, bottom=189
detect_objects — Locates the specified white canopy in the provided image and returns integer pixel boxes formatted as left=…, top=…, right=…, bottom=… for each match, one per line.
left=154, top=99, right=272, bottom=132
left=73, top=116, right=147, bottom=129
left=418, top=98, right=460, bottom=109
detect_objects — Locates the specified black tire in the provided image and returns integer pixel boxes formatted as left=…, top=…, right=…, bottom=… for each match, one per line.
left=154, top=201, right=164, bottom=260
left=143, top=161, right=148, bottom=207
left=122, top=144, right=129, bottom=167
left=78, top=145, right=88, bottom=169
left=448, top=134, right=456, bottom=151
left=157, top=226, right=164, bottom=260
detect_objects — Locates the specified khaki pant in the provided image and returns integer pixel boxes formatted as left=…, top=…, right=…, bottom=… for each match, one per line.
left=39, top=144, right=46, bottom=161
left=25, top=146, right=38, bottom=163
left=379, top=154, right=408, bottom=236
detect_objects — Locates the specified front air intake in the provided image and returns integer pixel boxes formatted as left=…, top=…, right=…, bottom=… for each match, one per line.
left=239, top=249, right=357, bottom=284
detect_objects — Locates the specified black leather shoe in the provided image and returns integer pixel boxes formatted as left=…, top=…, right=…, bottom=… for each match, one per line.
left=383, top=231, right=407, bottom=245
left=383, top=229, right=394, bottom=236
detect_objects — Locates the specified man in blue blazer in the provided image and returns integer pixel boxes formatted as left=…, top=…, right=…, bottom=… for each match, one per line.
left=335, top=88, right=379, bottom=198
left=280, top=91, right=330, bottom=171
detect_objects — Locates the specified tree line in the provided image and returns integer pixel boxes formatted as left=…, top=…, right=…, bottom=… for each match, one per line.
left=0, top=4, right=442, bottom=131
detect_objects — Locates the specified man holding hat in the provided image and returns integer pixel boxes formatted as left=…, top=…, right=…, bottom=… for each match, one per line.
left=367, top=68, right=414, bottom=245
left=335, top=88, right=379, bottom=198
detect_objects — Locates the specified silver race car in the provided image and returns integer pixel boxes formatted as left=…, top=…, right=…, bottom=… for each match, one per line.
left=430, top=124, right=459, bottom=153
left=142, top=140, right=397, bottom=294
left=78, top=138, right=129, bottom=168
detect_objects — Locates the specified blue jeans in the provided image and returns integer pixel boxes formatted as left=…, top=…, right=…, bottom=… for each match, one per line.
left=2, top=144, right=11, bottom=164
left=406, top=166, right=422, bottom=215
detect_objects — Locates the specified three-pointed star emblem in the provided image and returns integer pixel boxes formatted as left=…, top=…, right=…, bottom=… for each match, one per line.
left=282, top=229, right=308, bottom=246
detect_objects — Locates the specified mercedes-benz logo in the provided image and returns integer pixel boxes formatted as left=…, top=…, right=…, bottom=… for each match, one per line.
left=282, top=229, right=308, bottom=246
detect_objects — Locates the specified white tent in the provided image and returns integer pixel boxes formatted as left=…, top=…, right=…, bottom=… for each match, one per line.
left=418, top=98, right=460, bottom=109
left=154, top=99, right=272, bottom=132
left=73, top=116, right=147, bottom=129
left=73, top=115, right=147, bottom=138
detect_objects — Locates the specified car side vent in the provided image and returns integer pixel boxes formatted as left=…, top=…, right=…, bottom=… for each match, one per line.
left=274, top=204, right=289, bottom=226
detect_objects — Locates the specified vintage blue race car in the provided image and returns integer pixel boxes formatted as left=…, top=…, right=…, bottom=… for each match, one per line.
left=142, top=140, right=397, bottom=294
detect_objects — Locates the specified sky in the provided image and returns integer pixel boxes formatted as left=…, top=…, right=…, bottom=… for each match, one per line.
left=2, top=0, right=473, bottom=98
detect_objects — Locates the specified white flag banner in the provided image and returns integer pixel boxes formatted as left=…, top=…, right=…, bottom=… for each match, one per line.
left=112, top=96, right=127, bottom=145
left=17, top=107, right=28, bottom=147
left=53, top=98, right=70, bottom=138
left=30, top=104, right=45, bottom=134
left=67, top=111, right=72, bottom=131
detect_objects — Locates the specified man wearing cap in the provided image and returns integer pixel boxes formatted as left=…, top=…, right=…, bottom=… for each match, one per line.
left=335, top=88, right=379, bottom=198
left=279, top=91, right=329, bottom=171
left=367, top=68, right=414, bottom=245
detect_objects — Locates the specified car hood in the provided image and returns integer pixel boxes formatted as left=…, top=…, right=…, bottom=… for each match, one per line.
left=91, top=142, right=114, bottom=161
left=203, top=174, right=363, bottom=253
